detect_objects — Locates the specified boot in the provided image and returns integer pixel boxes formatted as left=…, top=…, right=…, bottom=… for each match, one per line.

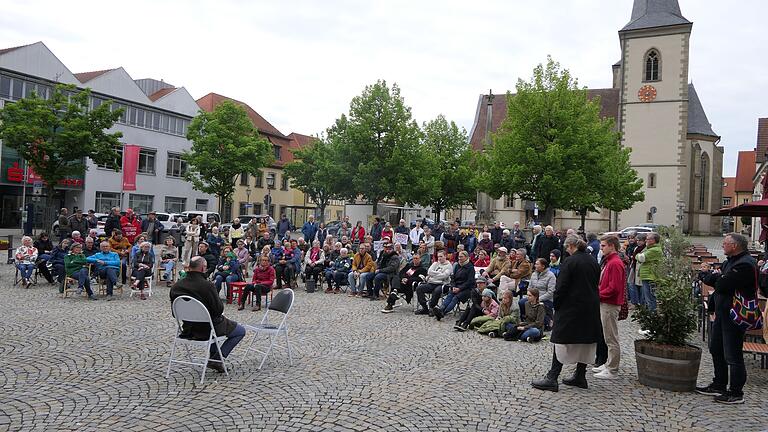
left=562, top=363, right=588, bottom=389
left=531, top=371, right=559, bottom=392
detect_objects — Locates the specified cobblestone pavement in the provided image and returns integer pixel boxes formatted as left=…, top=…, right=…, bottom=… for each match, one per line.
left=1, top=265, right=767, bottom=432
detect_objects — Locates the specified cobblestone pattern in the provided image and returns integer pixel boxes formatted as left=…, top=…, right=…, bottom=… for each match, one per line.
left=0, top=264, right=767, bottom=432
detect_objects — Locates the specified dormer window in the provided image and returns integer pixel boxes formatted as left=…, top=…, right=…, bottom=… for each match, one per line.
left=645, top=50, right=660, bottom=81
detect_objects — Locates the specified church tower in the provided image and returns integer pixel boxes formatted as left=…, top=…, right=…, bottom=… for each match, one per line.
left=617, top=0, right=695, bottom=229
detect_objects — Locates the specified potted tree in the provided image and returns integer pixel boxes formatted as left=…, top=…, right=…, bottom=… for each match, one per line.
left=632, top=226, right=701, bottom=391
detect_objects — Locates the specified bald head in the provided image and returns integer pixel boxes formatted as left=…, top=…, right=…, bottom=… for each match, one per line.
left=188, top=256, right=207, bottom=273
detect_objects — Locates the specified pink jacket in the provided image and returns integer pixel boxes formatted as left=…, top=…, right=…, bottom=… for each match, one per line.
left=482, top=299, right=499, bottom=318
left=599, top=252, right=626, bottom=305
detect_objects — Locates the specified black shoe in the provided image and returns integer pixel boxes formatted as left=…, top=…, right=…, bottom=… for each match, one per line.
left=714, top=393, right=745, bottom=404
left=695, top=384, right=726, bottom=396
left=453, top=324, right=464, bottom=331
left=206, top=361, right=225, bottom=373
left=562, top=373, right=588, bottom=389
left=381, top=304, right=394, bottom=313
left=414, top=308, right=429, bottom=315
left=531, top=376, right=559, bottom=392
left=432, top=307, right=443, bottom=321
left=88, top=295, right=98, bottom=301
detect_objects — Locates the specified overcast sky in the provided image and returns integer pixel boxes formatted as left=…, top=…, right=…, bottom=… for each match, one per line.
left=1, top=0, right=765, bottom=176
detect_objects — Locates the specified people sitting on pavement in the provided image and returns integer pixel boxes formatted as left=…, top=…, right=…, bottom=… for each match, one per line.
left=213, top=246, right=240, bottom=294
left=370, top=242, right=399, bottom=300
left=64, top=242, right=96, bottom=300
left=549, top=250, right=561, bottom=277
left=131, top=241, right=154, bottom=300
left=472, top=248, right=490, bottom=268
left=521, top=258, right=556, bottom=328
left=476, top=290, right=520, bottom=337
left=108, top=229, right=131, bottom=285
left=86, top=241, right=121, bottom=300
left=49, top=238, right=70, bottom=287
left=327, top=247, right=352, bottom=293
left=348, top=243, right=375, bottom=297
left=83, top=236, right=99, bottom=258
left=14, top=236, right=38, bottom=288
left=381, top=253, right=428, bottom=313
left=170, top=256, right=246, bottom=373
left=482, top=246, right=511, bottom=287
left=415, top=250, right=454, bottom=315
left=504, top=287, right=546, bottom=342
left=304, top=240, right=325, bottom=286
left=433, top=250, right=476, bottom=321
left=453, top=278, right=498, bottom=331
left=239, top=255, right=276, bottom=312
left=160, top=236, right=178, bottom=286
left=197, top=242, right=218, bottom=279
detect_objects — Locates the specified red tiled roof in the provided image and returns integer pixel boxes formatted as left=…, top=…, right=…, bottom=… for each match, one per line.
left=469, top=88, right=620, bottom=151
left=148, top=87, right=176, bottom=101
left=74, top=69, right=115, bottom=83
left=286, top=132, right=320, bottom=164
left=756, top=118, right=768, bottom=163
left=734, top=151, right=757, bottom=192
left=721, top=176, right=736, bottom=204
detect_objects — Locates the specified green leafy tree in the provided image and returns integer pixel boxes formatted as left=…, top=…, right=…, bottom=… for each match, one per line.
left=411, top=115, right=476, bottom=220
left=330, top=80, right=423, bottom=214
left=479, top=57, right=643, bottom=225
left=0, top=84, right=123, bottom=196
left=184, top=100, right=273, bottom=215
left=283, top=135, right=344, bottom=222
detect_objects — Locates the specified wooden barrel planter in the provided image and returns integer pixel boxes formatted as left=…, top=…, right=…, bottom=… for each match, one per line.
left=635, top=340, right=701, bottom=392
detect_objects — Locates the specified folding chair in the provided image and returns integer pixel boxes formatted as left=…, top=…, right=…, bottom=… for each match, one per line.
left=243, top=288, right=295, bottom=370
left=156, top=258, right=178, bottom=285
left=62, top=276, right=88, bottom=298
left=94, top=265, right=124, bottom=296
left=129, top=272, right=154, bottom=298
left=14, top=263, right=38, bottom=286
left=166, top=295, right=230, bottom=384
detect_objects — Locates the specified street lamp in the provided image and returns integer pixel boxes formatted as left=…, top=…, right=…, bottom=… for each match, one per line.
left=266, top=174, right=275, bottom=217
left=246, top=188, right=252, bottom=209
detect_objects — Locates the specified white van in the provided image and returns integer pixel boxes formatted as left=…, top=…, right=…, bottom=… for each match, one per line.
left=181, top=211, right=221, bottom=230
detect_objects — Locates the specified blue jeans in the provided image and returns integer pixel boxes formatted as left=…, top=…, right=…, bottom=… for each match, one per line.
left=210, top=323, right=246, bottom=358
left=72, top=267, right=93, bottom=296
left=348, top=272, right=373, bottom=293
left=628, top=281, right=641, bottom=305
left=371, top=272, right=390, bottom=297
left=641, top=280, right=657, bottom=311
left=441, top=289, right=470, bottom=314
left=519, top=298, right=554, bottom=328
left=96, top=266, right=118, bottom=296
left=520, top=327, right=542, bottom=341
left=709, top=310, right=747, bottom=396
left=120, top=257, right=128, bottom=283
left=214, top=273, right=239, bottom=294
left=163, top=260, right=175, bottom=279
left=16, top=263, right=34, bottom=280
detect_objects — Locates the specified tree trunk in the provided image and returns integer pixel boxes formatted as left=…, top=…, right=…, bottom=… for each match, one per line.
left=318, top=203, right=327, bottom=223
left=580, top=208, right=587, bottom=233
left=371, top=199, right=378, bottom=217
left=433, top=206, right=441, bottom=222
left=542, top=205, right=555, bottom=226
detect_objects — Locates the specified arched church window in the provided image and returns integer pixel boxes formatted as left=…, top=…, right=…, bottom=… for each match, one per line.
left=645, top=50, right=660, bottom=81
left=699, top=153, right=709, bottom=210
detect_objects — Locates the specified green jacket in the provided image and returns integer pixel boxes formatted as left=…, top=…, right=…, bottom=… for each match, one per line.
left=637, top=244, right=662, bottom=281
left=64, top=253, right=89, bottom=277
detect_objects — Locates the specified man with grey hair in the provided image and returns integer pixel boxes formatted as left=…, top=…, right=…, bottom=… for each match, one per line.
left=635, top=232, right=662, bottom=312
left=170, top=256, right=245, bottom=373
left=695, top=233, right=756, bottom=404
left=529, top=225, right=543, bottom=261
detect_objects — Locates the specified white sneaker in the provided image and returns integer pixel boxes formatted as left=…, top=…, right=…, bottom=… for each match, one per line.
left=638, top=329, right=651, bottom=336
left=594, top=369, right=619, bottom=380
left=592, top=364, right=606, bottom=374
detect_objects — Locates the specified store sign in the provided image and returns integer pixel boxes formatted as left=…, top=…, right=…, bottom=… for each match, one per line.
left=2, top=160, right=84, bottom=189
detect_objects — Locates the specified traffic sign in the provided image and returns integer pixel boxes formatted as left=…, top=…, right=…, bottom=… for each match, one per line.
left=33, top=181, right=43, bottom=196
left=245, top=203, right=253, bottom=208
left=650, top=206, right=657, bottom=214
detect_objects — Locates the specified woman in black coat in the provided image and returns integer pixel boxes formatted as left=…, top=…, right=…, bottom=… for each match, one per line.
left=531, top=235, right=601, bottom=392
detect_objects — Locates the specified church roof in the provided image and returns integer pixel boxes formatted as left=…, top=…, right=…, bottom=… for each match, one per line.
left=621, top=0, right=691, bottom=32
left=687, top=84, right=718, bottom=139
left=755, top=118, right=768, bottom=163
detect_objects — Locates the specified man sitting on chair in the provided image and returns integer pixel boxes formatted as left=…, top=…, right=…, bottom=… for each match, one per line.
left=381, top=253, right=428, bottom=313
left=86, top=241, right=121, bottom=301
left=170, top=256, right=246, bottom=373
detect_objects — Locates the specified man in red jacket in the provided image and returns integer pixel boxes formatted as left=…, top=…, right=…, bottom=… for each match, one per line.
left=120, top=208, right=142, bottom=245
left=239, top=255, right=276, bottom=312
left=593, top=234, right=626, bottom=380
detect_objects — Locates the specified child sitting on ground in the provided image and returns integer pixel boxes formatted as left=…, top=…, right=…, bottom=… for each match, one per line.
left=503, top=287, right=545, bottom=342
left=476, top=290, right=520, bottom=338
left=454, top=282, right=498, bottom=332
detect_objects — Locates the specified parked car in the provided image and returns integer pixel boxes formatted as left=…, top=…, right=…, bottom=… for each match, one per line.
left=601, top=225, right=656, bottom=240
left=325, top=220, right=342, bottom=236
left=141, top=212, right=183, bottom=233
left=220, top=214, right=269, bottom=232
left=181, top=211, right=220, bottom=230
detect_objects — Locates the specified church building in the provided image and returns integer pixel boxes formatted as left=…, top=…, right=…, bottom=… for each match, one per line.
left=469, top=0, right=723, bottom=235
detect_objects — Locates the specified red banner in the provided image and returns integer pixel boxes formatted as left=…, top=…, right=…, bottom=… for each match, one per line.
left=122, top=144, right=140, bottom=191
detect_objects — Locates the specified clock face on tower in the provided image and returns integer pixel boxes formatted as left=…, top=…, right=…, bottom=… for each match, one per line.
left=638, top=85, right=657, bottom=102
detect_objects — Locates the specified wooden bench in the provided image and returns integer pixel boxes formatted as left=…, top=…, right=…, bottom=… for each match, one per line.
left=743, top=342, right=768, bottom=369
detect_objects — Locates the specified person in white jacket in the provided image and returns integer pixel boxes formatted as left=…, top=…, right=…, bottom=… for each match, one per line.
left=182, top=218, right=200, bottom=265
left=415, top=250, right=453, bottom=315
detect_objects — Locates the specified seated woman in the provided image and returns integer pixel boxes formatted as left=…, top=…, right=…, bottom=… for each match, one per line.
left=235, top=239, right=251, bottom=275
left=64, top=242, right=97, bottom=300
left=304, top=240, right=325, bottom=284
left=549, top=250, right=561, bottom=277
left=33, top=232, right=55, bottom=284
left=14, top=235, right=38, bottom=288
left=454, top=278, right=498, bottom=331
left=503, top=287, right=545, bottom=342
left=130, top=234, right=154, bottom=263
left=213, top=246, right=241, bottom=294
left=433, top=250, right=476, bottom=320
left=472, top=248, right=490, bottom=269
left=239, top=255, right=275, bottom=312
left=476, top=290, right=520, bottom=337
left=49, top=238, right=71, bottom=288
left=323, top=242, right=342, bottom=289
left=131, top=241, right=154, bottom=300
left=160, top=236, right=178, bottom=286
left=416, top=242, right=431, bottom=269
left=520, top=258, right=556, bottom=329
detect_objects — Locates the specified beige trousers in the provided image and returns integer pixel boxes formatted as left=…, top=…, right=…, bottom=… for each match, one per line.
left=600, top=303, right=621, bottom=372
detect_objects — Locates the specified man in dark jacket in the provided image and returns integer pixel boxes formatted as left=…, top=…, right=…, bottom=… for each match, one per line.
left=489, top=222, right=504, bottom=246
left=531, top=235, right=601, bottom=392
left=535, top=225, right=561, bottom=261
left=104, top=207, right=122, bottom=239
left=511, top=221, right=526, bottom=249
left=141, top=212, right=164, bottom=244
left=434, top=250, right=476, bottom=320
left=70, top=209, right=89, bottom=237
left=370, top=217, right=383, bottom=242
left=197, top=242, right=218, bottom=279
left=169, top=256, right=245, bottom=372
left=696, top=233, right=756, bottom=404
left=370, top=243, right=399, bottom=300
left=277, top=215, right=292, bottom=240
left=382, top=253, right=428, bottom=313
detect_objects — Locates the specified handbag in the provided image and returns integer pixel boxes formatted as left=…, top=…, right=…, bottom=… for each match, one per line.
left=618, top=301, right=629, bottom=321
left=729, top=270, right=763, bottom=331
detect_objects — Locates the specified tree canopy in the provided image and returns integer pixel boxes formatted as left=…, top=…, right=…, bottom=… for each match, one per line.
left=479, top=57, right=644, bottom=225
left=0, top=84, right=123, bottom=193
left=283, top=135, right=344, bottom=222
left=184, top=100, right=274, bottom=214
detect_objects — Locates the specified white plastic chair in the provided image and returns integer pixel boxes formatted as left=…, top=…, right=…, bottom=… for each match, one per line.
left=243, top=288, right=295, bottom=370
left=129, top=272, right=154, bottom=298
left=166, top=295, right=229, bottom=383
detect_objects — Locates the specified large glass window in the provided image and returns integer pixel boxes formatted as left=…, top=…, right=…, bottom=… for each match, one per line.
left=151, top=112, right=160, bottom=130
left=138, top=149, right=156, bottom=174
left=128, top=194, right=153, bottom=215
left=240, top=172, right=249, bottom=186
left=0, top=75, right=10, bottom=97
left=97, top=146, right=123, bottom=170
left=644, top=49, right=660, bottom=82
left=164, top=196, right=187, bottom=213
left=195, top=199, right=208, bottom=211
left=166, top=153, right=187, bottom=178
left=95, top=191, right=121, bottom=213
left=160, top=114, right=169, bottom=133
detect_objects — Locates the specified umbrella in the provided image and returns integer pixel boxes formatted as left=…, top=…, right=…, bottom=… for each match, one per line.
left=712, top=198, right=768, bottom=217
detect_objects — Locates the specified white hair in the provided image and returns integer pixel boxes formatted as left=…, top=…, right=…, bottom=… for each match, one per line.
left=21, top=236, right=32, bottom=244
left=140, top=241, right=152, bottom=249
left=72, top=230, right=81, bottom=236
left=340, top=247, right=348, bottom=255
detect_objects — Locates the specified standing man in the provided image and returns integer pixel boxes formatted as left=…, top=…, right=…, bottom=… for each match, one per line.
left=170, top=256, right=245, bottom=373
left=696, top=233, right=756, bottom=404
left=490, top=221, right=503, bottom=246
left=277, top=214, right=291, bottom=240
left=394, top=219, right=409, bottom=250
left=142, top=211, right=164, bottom=244
left=531, top=235, right=601, bottom=392
left=370, top=217, right=383, bottom=242
left=301, top=215, right=318, bottom=244
left=70, top=209, right=88, bottom=238
left=86, top=210, right=98, bottom=230
left=635, top=232, right=662, bottom=313
left=57, top=208, right=71, bottom=241
left=104, top=207, right=121, bottom=239
left=593, top=235, right=625, bottom=380
left=120, top=209, right=142, bottom=245
left=511, top=221, right=526, bottom=250
left=409, top=221, right=424, bottom=253
left=529, top=225, right=543, bottom=262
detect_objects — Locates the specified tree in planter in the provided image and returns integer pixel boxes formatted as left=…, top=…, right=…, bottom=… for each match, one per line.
left=283, top=135, right=344, bottom=223
left=184, top=100, right=273, bottom=216
left=0, top=84, right=123, bottom=197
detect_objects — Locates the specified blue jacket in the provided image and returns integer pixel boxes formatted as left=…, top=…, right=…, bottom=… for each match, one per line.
left=277, top=218, right=291, bottom=236
left=130, top=245, right=156, bottom=263
left=301, top=222, right=317, bottom=243
left=48, top=246, right=69, bottom=266
left=86, top=251, right=121, bottom=269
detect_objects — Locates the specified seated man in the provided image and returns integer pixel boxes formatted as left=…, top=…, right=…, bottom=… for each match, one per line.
left=483, top=246, right=511, bottom=287
left=328, top=247, right=352, bottom=293
left=170, top=256, right=246, bottom=373
left=108, top=229, right=131, bottom=285
left=83, top=236, right=99, bottom=257
left=240, top=255, right=275, bottom=312
left=213, top=247, right=240, bottom=294
left=415, top=250, right=454, bottom=315
left=323, top=242, right=342, bottom=290
left=370, top=242, right=399, bottom=300
left=348, top=243, right=375, bottom=297
left=382, top=253, right=428, bottom=313
left=64, top=242, right=97, bottom=300
left=433, top=250, right=476, bottom=320
left=86, top=241, right=121, bottom=300
left=197, top=242, right=218, bottom=279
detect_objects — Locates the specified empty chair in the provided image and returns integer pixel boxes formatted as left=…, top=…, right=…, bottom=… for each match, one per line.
left=243, top=288, right=295, bottom=370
